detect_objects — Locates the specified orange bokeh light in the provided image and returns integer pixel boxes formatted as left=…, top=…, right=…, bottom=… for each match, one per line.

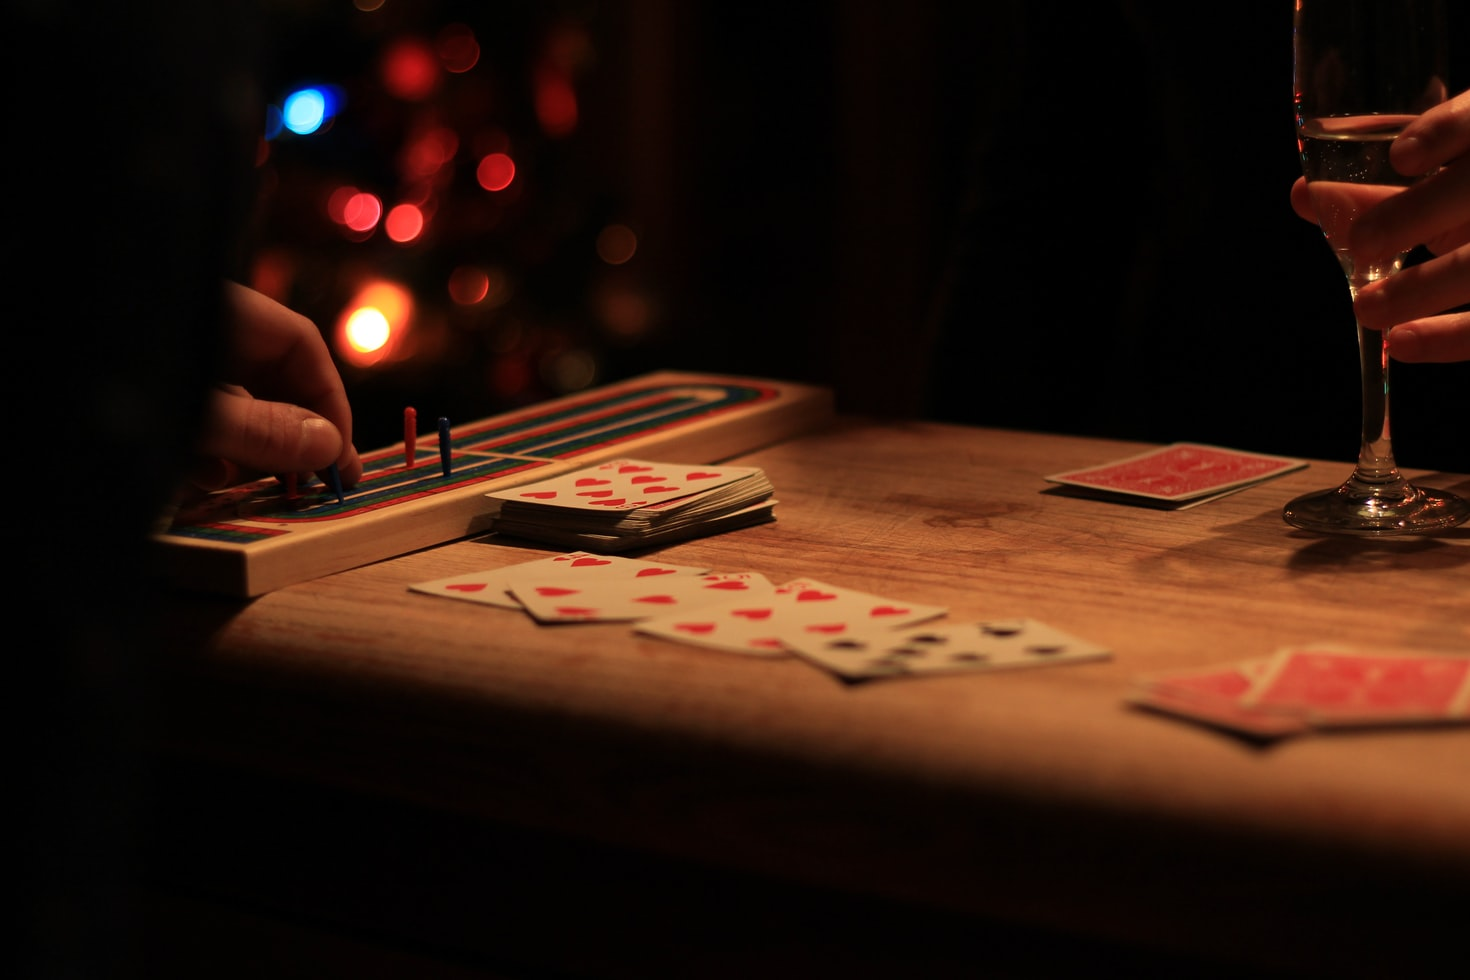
left=334, top=280, right=414, bottom=367
left=385, top=203, right=425, bottom=243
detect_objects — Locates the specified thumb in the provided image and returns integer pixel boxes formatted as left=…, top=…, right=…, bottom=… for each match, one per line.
left=198, top=388, right=345, bottom=478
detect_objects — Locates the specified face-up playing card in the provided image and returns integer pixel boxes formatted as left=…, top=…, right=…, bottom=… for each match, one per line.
left=785, top=618, right=1111, bottom=681
left=487, top=459, right=763, bottom=512
left=408, top=551, right=712, bottom=609
left=634, top=578, right=948, bottom=657
left=509, top=572, right=775, bottom=624
left=1045, top=443, right=1307, bottom=504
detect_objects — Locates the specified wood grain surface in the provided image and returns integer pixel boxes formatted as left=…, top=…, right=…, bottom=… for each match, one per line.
left=150, top=417, right=1470, bottom=976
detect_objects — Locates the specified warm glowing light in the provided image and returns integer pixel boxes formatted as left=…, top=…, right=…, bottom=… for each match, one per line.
left=447, top=265, right=490, bottom=305
left=476, top=152, right=515, bottom=191
left=437, top=23, right=480, bottom=73
left=381, top=37, right=441, bottom=101
left=401, top=126, right=458, bottom=178
left=595, top=224, right=638, bottom=265
left=385, top=203, right=424, bottom=243
left=533, top=67, right=578, bottom=137
left=334, top=280, right=414, bottom=367
left=546, top=349, right=597, bottom=392
left=342, top=192, right=383, bottom=234
left=345, top=307, right=391, bottom=353
left=326, top=185, right=359, bottom=224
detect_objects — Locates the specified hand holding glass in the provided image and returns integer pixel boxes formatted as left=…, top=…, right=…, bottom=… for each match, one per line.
left=1286, top=0, right=1470, bottom=533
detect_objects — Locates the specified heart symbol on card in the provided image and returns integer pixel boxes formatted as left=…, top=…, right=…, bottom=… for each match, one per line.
left=641, top=485, right=680, bottom=493
left=705, top=580, right=749, bottom=590
left=571, top=557, right=611, bottom=567
left=521, top=491, right=558, bottom=499
left=868, top=606, right=910, bottom=617
left=635, top=595, right=677, bottom=604
left=805, top=623, right=848, bottom=634
left=686, top=471, right=721, bottom=480
left=732, top=608, right=771, bottom=619
left=796, top=589, right=837, bottom=602
left=590, top=499, right=629, bottom=507
left=675, top=623, right=715, bottom=635
left=445, top=583, right=487, bottom=593
left=618, top=464, right=653, bottom=474
left=577, top=490, right=614, bottom=498
left=629, top=475, right=665, bottom=484
left=555, top=607, right=598, bottom=617
left=750, top=638, right=785, bottom=649
left=575, top=478, right=611, bottom=487
left=535, top=586, right=579, bottom=596
left=636, top=568, right=676, bottom=577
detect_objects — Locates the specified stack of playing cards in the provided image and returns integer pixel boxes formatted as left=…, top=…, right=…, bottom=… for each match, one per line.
left=483, top=459, right=776, bottom=552
left=1128, top=645, right=1470, bottom=739
left=410, top=551, right=1114, bottom=684
left=1044, top=443, right=1307, bottom=510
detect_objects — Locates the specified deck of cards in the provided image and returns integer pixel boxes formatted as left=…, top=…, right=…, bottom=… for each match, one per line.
left=1128, top=646, right=1470, bottom=739
left=483, top=458, right=776, bottom=552
left=1045, top=443, right=1308, bottom=510
left=410, top=551, right=1114, bottom=683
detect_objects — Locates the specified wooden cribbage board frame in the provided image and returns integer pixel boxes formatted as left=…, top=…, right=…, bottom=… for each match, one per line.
left=154, top=371, right=834, bottom=597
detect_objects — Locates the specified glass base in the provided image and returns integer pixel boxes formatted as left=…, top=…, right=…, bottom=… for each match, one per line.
left=1283, top=476, right=1470, bottom=535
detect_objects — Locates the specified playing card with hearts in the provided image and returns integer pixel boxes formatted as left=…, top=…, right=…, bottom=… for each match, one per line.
left=509, top=572, right=775, bottom=624
left=486, top=459, right=764, bottom=513
left=408, top=551, right=712, bottom=609
left=784, top=618, right=1112, bottom=682
left=634, top=578, right=948, bottom=657
left=1044, top=443, right=1307, bottom=506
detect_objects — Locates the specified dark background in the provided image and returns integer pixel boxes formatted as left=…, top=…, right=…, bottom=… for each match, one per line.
left=9, top=2, right=1469, bottom=976
left=240, top=1, right=1468, bottom=475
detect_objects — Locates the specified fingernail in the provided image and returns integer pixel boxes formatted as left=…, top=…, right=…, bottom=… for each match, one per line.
left=1392, top=135, right=1426, bottom=175
left=299, top=416, right=342, bottom=459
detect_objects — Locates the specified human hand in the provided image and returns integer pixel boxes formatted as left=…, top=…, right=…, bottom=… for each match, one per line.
left=1290, top=88, right=1470, bottom=363
left=189, top=282, right=362, bottom=492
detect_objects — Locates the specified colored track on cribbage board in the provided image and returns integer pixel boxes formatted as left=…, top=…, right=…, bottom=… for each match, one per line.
left=154, top=371, right=834, bottom=597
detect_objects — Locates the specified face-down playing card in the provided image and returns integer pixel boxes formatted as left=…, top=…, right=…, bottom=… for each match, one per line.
left=509, top=572, right=775, bottom=624
left=784, top=618, right=1112, bottom=681
left=408, top=551, right=712, bottom=609
left=1045, top=443, right=1306, bottom=504
left=634, top=578, right=949, bottom=657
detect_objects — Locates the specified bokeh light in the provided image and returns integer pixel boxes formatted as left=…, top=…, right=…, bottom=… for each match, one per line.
left=595, top=224, right=638, bottom=265
left=437, top=23, right=480, bottom=73
left=381, top=37, right=441, bottom=101
left=335, top=280, right=414, bottom=367
left=476, top=152, right=516, bottom=191
left=385, top=203, right=425, bottom=243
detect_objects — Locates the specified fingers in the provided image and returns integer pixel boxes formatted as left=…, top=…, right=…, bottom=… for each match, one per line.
left=1354, top=244, right=1470, bottom=331
left=1389, top=88, right=1470, bottom=176
left=195, top=387, right=349, bottom=485
left=1290, top=176, right=1316, bottom=223
left=219, top=282, right=362, bottom=485
left=1386, top=312, right=1470, bottom=363
left=1350, top=157, right=1470, bottom=261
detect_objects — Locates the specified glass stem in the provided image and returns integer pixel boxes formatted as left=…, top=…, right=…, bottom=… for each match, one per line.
left=1354, top=318, right=1399, bottom=484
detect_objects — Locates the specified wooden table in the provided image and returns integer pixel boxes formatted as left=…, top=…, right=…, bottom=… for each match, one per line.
left=144, top=418, right=1470, bottom=978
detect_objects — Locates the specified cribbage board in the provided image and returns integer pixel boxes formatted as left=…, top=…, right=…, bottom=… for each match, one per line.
left=154, top=371, right=834, bottom=597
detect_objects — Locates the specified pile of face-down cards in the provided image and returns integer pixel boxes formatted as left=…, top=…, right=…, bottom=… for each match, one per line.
left=483, top=459, right=776, bottom=552
left=1044, top=443, right=1307, bottom=510
left=410, top=551, right=1113, bottom=683
left=1128, top=645, right=1470, bottom=739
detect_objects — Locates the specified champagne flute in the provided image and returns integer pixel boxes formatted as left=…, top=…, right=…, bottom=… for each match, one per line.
left=1285, top=0, right=1470, bottom=534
